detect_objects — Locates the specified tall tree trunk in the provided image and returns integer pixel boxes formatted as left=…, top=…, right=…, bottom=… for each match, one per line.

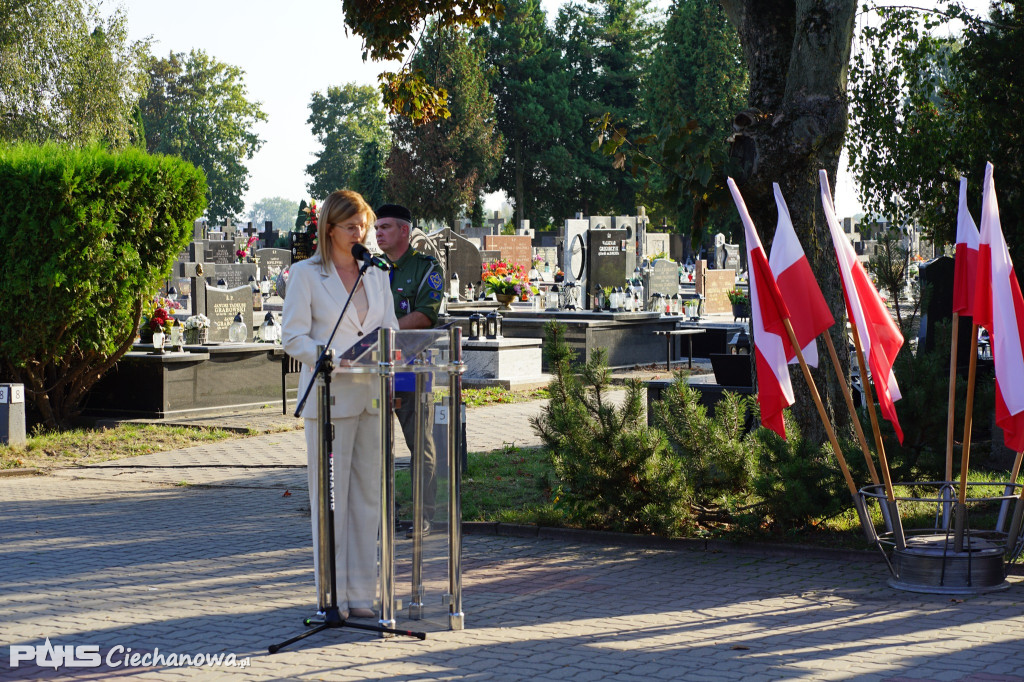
left=720, top=0, right=857, bottom=445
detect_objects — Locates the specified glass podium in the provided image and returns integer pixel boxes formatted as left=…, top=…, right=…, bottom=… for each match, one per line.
left=331, top=327, right=465, bottom=635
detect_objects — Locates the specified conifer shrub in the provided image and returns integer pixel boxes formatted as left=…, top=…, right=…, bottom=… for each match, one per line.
left=750, top=412, right=854, bottom=527
left=531, top=322, right=688, bottom=535
left=0, top=142, right=206, bottom=427
left=650, top=376, right=758, bottom=505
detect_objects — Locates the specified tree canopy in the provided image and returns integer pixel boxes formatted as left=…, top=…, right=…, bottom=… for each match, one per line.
left=386, top=22, right=503, bottom=229
left=138, top=49, right=266, bottom=226
left=479, top=0, right=573, bottom=228
left=306, top=83, right=389, bottom=200
left=247, top=196, right=300, bottom=235
left=0, top=0, right=148, bottom=148
left=848, top=1, right=1024, bottom=264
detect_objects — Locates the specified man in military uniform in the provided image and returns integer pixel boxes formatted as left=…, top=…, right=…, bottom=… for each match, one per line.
left=375, top=204, right=443, bottom=537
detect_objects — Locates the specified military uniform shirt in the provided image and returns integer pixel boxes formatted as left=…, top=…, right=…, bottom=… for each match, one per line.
left=387, top=247, right=442, bottom=325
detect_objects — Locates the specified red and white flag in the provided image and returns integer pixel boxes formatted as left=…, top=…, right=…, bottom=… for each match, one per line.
left=972, top=163, right=1024, bottom=452
left=727, top=178, right=794, bottom=439
left=953, top=176, right=980, bottom=316
left=768, top=183, right=835, bottom=367
left=820, top=170, right=905, bottom=443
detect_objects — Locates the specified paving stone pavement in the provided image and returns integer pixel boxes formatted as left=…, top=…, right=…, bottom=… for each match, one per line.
left=4, top=385, right=1024, bottom=680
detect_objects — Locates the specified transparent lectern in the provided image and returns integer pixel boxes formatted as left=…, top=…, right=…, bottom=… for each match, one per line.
left=334, top=326, right=466, bottom=635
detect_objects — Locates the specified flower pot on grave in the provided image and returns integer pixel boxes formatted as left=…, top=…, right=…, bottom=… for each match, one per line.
left=731, top=303, right=750, bottom=321
left=184, top=327, right=208, bottom=345
left=495, top=293, right=516, bottom=311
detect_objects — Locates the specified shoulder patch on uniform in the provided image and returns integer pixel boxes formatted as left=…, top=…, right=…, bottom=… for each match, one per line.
left=428, top=271, right=443, bottom=290
left=428, top=290, right=442, bottom=301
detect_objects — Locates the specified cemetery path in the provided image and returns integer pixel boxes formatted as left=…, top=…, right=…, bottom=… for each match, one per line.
left=2, top=471, right=1024, bottom=680
left=55, top=390, right=630, bottom=489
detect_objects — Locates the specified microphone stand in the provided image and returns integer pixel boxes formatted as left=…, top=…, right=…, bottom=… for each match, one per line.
left=269, top=258, right=425, bottom=653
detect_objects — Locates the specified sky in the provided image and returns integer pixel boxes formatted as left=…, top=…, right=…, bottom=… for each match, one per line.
left=110, top=0, right=991, bottom=222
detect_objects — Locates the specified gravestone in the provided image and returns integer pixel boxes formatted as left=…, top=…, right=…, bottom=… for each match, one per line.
left=212, top=263, right=258, bottom=289
left=487, top=211, right=504, bottom=236
left=259, top=222, right=277, bottom=248
left=613, top=215, right=638, bottom=276
left=646, top=258, right=678, bottom=298
left=670, top=233, right=687, bottom=262
left=646, top=233, right=670, bottom=259
left=696, top=260, right=735, bottom=314
left=411, top=227, right=483, bottom=299
left=484, top=235, right=533, bottom=271
left=207, top=230, right=226, bottom=241
left=563, top=217, right=589, bottom=286
left=256, top=248, right=291, bottom=279
left=587, top=227, right=629, bottom=308
left=723, top=244, right=741, bottom=272
left=918, top=256, right=973, bottom=366
left=292, top=231, right=315, bottom=262
left=206, top=240, right=236, bottom=265
left=205, top=286, right=253, bottom=343
left=480, top=250, right=501, bottom=266
left=193, top=219, right=206, bottom=241
left=179, top=262, right=209, bottom=317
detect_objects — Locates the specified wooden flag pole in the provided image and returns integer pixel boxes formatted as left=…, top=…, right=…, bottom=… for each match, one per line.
left=823, top=333, right=880, bottom=486
left=781, top=321, right=857, bottom=497
left=942, top=311, right=962, bottom=529
left=848, top=317, right=906, bottom=550
left=953, top=324, right=980, bottom=551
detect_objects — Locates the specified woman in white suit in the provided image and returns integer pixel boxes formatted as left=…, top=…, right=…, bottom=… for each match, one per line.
left=282, top=189, right=399, bottom=620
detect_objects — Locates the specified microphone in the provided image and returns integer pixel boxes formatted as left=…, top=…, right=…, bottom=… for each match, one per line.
left=351, top=243, right=391, bottom=272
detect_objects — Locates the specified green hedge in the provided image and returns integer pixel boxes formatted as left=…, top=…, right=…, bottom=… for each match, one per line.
left=0, top=143, right=206, bottom=427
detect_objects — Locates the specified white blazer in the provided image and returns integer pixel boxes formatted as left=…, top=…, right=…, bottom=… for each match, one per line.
left=282, top=256, right=400, bottom=419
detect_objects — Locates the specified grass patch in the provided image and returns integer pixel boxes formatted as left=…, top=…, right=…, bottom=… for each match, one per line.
left=462, top=386, right=548, bottom=408
left=0, top=423, right=241, bottom=470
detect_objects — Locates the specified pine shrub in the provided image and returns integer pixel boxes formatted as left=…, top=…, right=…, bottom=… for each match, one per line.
left=531, top=322, right=687, bottom=535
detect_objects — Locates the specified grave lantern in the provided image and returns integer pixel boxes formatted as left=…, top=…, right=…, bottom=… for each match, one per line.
left=170, top=319, right=183, bottom=351
left=228, top=313, right=248, bottom=343
left=450, top=271, right=460, bottom=300
left=258, top=311, right=280, bottom=343
left=549, top=284, right=561, bottom=310
left=167, top=286, right=178, bottom=302
left=260, top=275, right=271, bottom=295
left=468, top=313, right=484, bottom=339
left=248, top=275, right=258, bottom=291
left=650, top=292, right=662, bottom=313
left=216, top=278, right=227, bottom=287
left=485, top=310, right=502, bottom=339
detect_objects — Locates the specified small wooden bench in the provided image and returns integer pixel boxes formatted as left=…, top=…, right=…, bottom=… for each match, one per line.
left=652, top=327, right=706, bottom=370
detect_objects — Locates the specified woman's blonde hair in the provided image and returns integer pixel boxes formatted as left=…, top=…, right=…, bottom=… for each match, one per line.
left=313, top=190, right=376, bottom=271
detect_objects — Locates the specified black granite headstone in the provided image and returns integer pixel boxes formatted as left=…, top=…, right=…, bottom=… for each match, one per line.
left=587, top=228, right=629, bottom=304
left=206, top=240, right=236, bottom=265
left=205, top=285, right=253, bottom=343
left=410, top=227, right=483, bottom=299
left=255, top=248, right=291, bottom=278
left=918, top=255, right=973, bottom=365
left=292, top=231, right=315, bottom=262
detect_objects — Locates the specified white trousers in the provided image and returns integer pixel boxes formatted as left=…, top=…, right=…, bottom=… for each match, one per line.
left=305, top=411, right=381, bottom=610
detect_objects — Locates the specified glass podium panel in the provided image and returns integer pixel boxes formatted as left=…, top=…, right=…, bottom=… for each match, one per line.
left=333, top=327, right=464, bottom=635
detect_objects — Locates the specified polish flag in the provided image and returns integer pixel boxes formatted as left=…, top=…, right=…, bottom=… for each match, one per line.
left=727, top=178, right=794, bottom=439
left=768, top=183, right=835, bottom=367
left=820, top=170, right=904, bottom=443
left=953, top=176, right=980, bottom=317
left=972, top=163, right=1024, bottom=452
